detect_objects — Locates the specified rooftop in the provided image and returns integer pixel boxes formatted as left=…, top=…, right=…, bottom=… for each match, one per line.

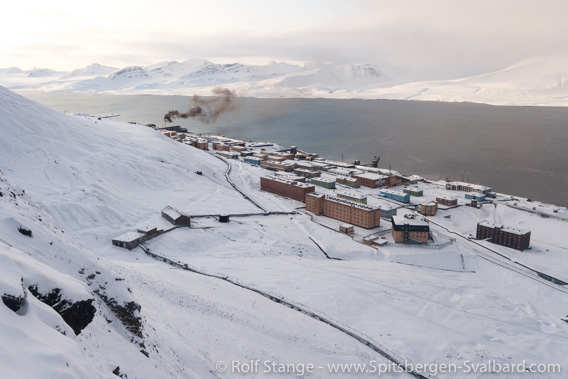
left=380, top=189, right=406, bottom=195
left=113, top=231, right=144, bottom=243
left=263, top=176, right=314, bottom=188
left=353, top=172, right=389, bottom=180
left=392, top=215, right=429, bottom=227
left=162, top=206, right=182, bottom=220
left=325, top=194, right=380, bottom=211
left=338, top=191, right=366, bottom=199
left=478, top=221, right=530, bottom=236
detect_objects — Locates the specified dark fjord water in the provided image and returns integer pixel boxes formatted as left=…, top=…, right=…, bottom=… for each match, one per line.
left=19, top=92, right=568, bottom=207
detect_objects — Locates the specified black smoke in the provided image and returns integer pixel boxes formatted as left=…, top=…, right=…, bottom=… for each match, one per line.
left=164, top=87, right=237, bottom=124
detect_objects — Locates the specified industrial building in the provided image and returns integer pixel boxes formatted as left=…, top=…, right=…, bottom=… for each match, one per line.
left=379, top=189, right=410, bottom=203
left=436, top=196, right=458, bottom=206
left=419, top=201, right=438, bottom=216
left=260, top=176, right=315, bottom=203
left=305, top=192, right=381, bottom=229
left=351, top=173, right=390, bottom=188
left=391, top=215, right=430, bottom=244
left=309, top=177, right=336, bottom=189
left=162, top=206, right=191, bottom=226
left=476, top=221, right=531, bottom=251
left=446, top=181, right=492, bottom=194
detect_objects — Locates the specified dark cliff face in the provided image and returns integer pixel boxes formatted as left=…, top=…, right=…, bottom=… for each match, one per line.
left=27, top=285, right=96, bottom=335
left=2, top=293, right=25, bottom=312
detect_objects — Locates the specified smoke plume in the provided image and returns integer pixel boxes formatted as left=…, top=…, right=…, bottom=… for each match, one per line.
left=164, top=87, right=237, bottom=124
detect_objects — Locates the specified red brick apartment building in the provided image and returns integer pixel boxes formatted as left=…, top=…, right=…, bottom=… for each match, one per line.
left=306, top=193, right=381, bottom=229
left=476, top=221, right=531, bottom=251
left=260, top=176, right=315, bottom=203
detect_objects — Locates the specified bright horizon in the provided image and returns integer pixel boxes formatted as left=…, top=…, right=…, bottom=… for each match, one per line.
left=3, top=0, right=568, bottom=79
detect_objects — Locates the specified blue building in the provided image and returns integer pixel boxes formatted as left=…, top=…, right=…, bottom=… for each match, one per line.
left=465, top=193, right=486, bottom=201
left=379, top=189, right=410, bottom=203
left=244, top=157, right=262, bottom=165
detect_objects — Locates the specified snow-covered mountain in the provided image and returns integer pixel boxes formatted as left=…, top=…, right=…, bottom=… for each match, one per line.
left=3, top=55, right=568, bottom=105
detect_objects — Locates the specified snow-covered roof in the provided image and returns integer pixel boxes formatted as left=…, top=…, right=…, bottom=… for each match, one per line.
left=392, top=215, right=429, bottom=227
left=353, top=172, right=388, bottom=180
left=112, top=231, right=144, bottom=243
left=325, top=195, right=380, bottom=211
left=478, top=221, right=530, bottom=235
left=162, top=206, right=182, bottom=220
left=340, top=223, right=354, bottom=228
left=380, top=189, right=406, bottom=195
left=338, top=191, right=366, bottom=199
left=311, top=177, right=335, bottom=183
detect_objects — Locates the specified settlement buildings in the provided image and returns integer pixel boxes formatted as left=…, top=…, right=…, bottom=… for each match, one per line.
left=306, top=192, right=381, bottom=229
left=260, top=176, right=315, bottom=203
left=476, top=221, right=531, bottom=251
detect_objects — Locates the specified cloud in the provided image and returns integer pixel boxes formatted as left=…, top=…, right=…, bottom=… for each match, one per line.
left=2, top=0, right=568, bottom=77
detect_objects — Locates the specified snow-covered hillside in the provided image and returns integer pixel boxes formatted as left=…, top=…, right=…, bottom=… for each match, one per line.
left=1, top=84, right=568, bottom=378
left=2, top=55, right=568, bottom=105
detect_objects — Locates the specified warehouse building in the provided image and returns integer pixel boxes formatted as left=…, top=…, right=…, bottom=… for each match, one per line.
left=305, top=192, right=381, bottom=229
left=260, top=176, right=315, bottom=203
left=391, top=215, right=430, bottom=244
left=476, top=221, right=531, bottom=251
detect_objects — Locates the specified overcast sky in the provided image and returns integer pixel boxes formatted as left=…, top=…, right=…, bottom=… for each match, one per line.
left=2, top=0, right=568, bottom=78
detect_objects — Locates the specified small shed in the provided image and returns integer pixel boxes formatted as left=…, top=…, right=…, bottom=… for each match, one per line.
left=162, top=206, right=191, bottom=226
left=219, top=215, right=230, bottom=223
left=362, top=235, right=378, bottom=245
left=112, top=232, right=145, bottom=250
left=339, top=223, right=355, bottom=234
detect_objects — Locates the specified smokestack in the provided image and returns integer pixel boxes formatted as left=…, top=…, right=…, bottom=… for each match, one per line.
left=164, top=87, right=237, bottom=124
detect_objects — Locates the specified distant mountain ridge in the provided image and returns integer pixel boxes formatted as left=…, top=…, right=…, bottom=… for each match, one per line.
left=1, top=55, right=568, bottom=106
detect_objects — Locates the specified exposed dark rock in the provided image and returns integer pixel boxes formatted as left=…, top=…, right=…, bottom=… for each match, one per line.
left=2, top=294, right=25, bottom=312
left=18, top=226, right=32, bottom=237
left=112, top=366, right=120, bottom=376
left=94, top=290, right=143, bottom=338
left=28, top=285, right=95, bottom=335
